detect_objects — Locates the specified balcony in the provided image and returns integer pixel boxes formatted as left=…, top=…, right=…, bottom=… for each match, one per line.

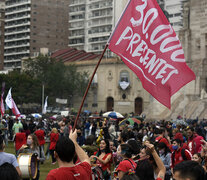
left=69, top=34, right=84, bottom=39
left=5, top=29, right=30, bottom=36
left=6, top=7, right=31, bottom=16
left=69, top=10, right=85, bottom=16
left=6, top=0, right=31, bottom=8
left=4, top=50, right=30, bottom=56
left=69, top=26, right=84, bottom=31
left=4, top=59, right=21, bottom=63
left=5, top=43, right=30, bottom=50
left=5, top=14, right=31, bottom=22
left=69, top=18, right=85, bottom=23
left=5, top=36, right=30, bottom=43
left=88, top=32, right=111, bottom=37
left=69, top=43, right=84, bottom=47
left=89, top=39, right=108, bottom=44
left=88, top=0, right=102, bottom=3
left=89, top=21, right=112, bottom=28
left=89, top=14, right=112, bottom=20
left=89, top=4, right=113, bottom=11
left=5, top=21, right=30, bottom=29
left=69, top=0, right=85, bottom=7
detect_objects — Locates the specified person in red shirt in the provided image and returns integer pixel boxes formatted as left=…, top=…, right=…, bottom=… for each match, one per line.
left=46, top=129, right=92, bottom=180
left=14, top=128, right=26, bottom=154
left=115, top=144, right=137, bottom=179
left=171, top=139, right=192, bottom=170
left=155, top=128, right=170, bottom=148
left=186, top=126, right=204, bottom=155
left=35, top=126, right=46, bottom=153
left=49, top=128, right=59, bottom=164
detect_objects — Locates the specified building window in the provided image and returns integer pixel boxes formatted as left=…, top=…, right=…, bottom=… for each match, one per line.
left=120, top=71, right=130, bottom=82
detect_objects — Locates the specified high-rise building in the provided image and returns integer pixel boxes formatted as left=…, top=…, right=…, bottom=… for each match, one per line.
left=69, top=0, right=128, bottom=57
left=164, top=0, right=188, bottom=32
left=4, top=0, right=69, bottom=70
left=0, top=0, right=5, bottom=70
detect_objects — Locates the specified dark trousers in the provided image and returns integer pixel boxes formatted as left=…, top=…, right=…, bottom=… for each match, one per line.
left=50, top=150, right=56, bottom=163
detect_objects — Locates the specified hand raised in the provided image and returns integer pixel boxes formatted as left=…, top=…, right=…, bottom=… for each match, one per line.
left=69, top=129, right=77, bottom=141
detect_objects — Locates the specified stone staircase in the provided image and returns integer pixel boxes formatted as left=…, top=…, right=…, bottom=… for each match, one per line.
left=144, top=95, right=207, bottom=121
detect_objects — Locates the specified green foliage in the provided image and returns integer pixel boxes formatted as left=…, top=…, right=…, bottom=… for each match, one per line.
left=0, top=55, right=89, bottom=108
left=0, top=70, right=41, bottom=104
left=22, top=55, right=89, bottom=105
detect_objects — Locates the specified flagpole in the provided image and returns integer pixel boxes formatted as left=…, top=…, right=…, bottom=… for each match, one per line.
left=42, top=84, right=44, bottom=114
left=73, top=44, right=108, bottom=131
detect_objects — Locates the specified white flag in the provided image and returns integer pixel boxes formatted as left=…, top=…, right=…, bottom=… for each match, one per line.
left=42, top=96, right=48, bottom=114
left=5, top=88, right=13, bottom=109
left=5, top=88, right=20, bottom=117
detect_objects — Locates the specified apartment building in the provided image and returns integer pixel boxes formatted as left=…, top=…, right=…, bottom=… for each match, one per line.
left=69, top=0, right=128, bottom=57
left=0, top=0, right=5, bottom=70
left=4, top=0, right=69, bottom=70
left=164, top=0, right=188, bottom=32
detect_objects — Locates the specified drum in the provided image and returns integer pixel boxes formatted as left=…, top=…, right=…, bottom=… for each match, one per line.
left=17, top=153, right=38, bottom=179
left=91, top=166, right=103, bottom=180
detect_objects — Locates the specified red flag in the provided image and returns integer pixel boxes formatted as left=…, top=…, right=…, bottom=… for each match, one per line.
left=108, top=0, right=195, bottom=109
left=0, top=82, right=5, bottom=117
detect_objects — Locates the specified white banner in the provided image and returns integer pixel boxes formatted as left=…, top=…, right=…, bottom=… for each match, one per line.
left=119, top=81, right=130, bottom=90
left=56, top=98, right=67, bottom=104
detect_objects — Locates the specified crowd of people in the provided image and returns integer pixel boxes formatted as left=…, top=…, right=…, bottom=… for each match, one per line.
left=0, top=114, right=207, bottom=180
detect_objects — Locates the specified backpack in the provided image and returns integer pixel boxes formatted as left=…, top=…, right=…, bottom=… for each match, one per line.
left=172, top=148, right=187, bottom=166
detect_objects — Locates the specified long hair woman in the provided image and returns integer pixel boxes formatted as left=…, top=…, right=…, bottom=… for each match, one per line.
left=49, top=128, right=59, bottom=164
left=90, top=139, right=112, bottom=180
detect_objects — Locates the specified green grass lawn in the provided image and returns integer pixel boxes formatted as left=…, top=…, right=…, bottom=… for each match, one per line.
left=5, top=141, right=58, bottom=180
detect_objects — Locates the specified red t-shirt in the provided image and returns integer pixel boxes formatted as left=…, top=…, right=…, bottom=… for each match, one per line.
left=46, top=162, right=92, bottom=180
left=116, top=159, right=137, bottom=173
left=15, top=132, right=26, bottom=150
left=35, top=129, right=45, bottom=146
left=49, top=133, right=59, bottom=150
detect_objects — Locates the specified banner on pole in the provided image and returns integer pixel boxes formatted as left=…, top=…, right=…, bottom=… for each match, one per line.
left=42, top=96, right=48, bottom=114
left=5, top=88, right=20, bottom=117
left=108, top=0, right=195, bottom=108
left=0, top=82, right=5, bottom=117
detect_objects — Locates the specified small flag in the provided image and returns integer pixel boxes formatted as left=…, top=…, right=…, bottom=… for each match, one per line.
left=0, top=82, right=5, bottom=117
left=42, top=96, right=48, bottom=114
left=5, top=88, right=20, bottom=117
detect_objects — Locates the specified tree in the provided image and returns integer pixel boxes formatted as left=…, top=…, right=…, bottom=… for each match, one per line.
left=23, top=55, right=89, bottom=106
left=0, top=70, right=42, bottom=104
